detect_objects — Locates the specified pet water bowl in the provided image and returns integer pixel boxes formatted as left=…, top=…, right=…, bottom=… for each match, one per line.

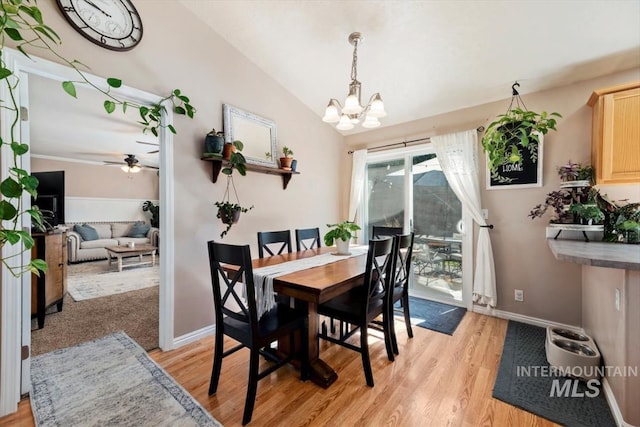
left=545, top=327, right=601, bottom=380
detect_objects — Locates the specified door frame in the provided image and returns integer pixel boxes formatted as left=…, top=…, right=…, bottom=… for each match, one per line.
left=0, top=48, right=175, bottom=415
left=361, top=145, right=473, bottom=309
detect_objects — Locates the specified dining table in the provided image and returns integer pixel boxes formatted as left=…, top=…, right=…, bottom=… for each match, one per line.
left=243, top=246, right=368, bottom=387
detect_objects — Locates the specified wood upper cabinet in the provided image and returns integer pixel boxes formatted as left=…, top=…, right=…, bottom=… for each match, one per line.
left=587, top=81, right=640, bottom=184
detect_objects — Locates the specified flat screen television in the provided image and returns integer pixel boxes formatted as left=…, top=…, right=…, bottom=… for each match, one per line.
left=32, top=171, right=65, bottom=227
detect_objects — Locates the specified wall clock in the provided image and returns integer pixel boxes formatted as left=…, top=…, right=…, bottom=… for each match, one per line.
left=56, top=0, right=143, bottom=51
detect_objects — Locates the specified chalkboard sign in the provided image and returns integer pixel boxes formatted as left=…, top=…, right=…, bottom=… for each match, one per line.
left=486, top=134, right=543, bottom=189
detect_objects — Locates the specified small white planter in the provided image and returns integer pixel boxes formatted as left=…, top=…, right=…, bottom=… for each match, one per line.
left=336, top=238, right=350, bottom=255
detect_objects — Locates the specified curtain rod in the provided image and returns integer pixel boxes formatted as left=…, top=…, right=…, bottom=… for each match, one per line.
left=347, top=126, right=485, bottom=154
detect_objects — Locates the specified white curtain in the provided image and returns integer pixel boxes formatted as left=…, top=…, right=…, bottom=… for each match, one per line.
left=348, top=149, right=367, bottom=244
left=431, top=129, right=497, bottom=307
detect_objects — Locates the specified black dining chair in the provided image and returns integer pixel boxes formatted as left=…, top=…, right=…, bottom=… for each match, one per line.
left=317, top=237, right=395, bottom=386
left=207, top=241, right=309, bottom=425
left=257, top=230, right=292, bottom=258
left=388, top=233, right=415, bottom=355
left=295, top=227, right=321, bottom=251
left=371, top=225, right=403, bottom=239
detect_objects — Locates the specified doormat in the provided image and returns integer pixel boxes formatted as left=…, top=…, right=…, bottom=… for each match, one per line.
left=493, top=321, right=616, bottom=427
left=397, top=296, right=466, bottom=335
left=31, top=331, right=221, bottom=427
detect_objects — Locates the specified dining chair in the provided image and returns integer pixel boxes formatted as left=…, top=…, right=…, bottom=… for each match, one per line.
left=317, top=237, right=395, bottom=387
left=371, top=225, right=403, bottom=239
left=295, top=227, right=321, bottom=251
left=257, top=230, right=292, bottom=258
left=207, top=241, right=309, bottom=425
left=388, top=233, right=415, bottom=356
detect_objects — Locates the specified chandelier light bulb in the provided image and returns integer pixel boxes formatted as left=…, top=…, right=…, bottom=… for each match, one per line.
left=336, top=114, right=355, bottom=131
left=342, top=93, right=363, bottom=115
left=362, top=115, right=381, bottom=128
left=322, top=100, right=341, bottom=123
left=367, top=93, right=387, bottom=118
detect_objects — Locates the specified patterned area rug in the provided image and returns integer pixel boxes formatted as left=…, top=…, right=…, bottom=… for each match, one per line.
left=67, top=260, right=159, bottom=301
left=31, top=332, right=221, bottom=427
left=493, top=321, right=615, bottom=426
left=397, top=296, right=466, bottom=335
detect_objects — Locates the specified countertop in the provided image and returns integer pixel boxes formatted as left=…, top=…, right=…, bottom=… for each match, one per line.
left=547, top=239, right=640, bottom=271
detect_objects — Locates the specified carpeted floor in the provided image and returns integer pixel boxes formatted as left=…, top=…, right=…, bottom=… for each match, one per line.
left=31, top=332, right=221, bottom=427
left=493, top=321, right=616, bottom=426
left=397, top=296, right=466, bottom=335
left=31, top=285, right=158, bottom=357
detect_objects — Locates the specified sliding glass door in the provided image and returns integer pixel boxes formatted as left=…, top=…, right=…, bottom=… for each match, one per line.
left=363, top=148, right=467, bottom=305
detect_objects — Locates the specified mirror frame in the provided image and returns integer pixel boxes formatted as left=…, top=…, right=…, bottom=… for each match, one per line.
left=223, top=104, right=278, bottom=168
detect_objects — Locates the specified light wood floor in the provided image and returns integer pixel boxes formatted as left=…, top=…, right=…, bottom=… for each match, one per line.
left=0, top=312, right=559, bottom=426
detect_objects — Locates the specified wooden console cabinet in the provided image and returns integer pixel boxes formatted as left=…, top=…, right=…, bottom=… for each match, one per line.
left=31, top=231, right=67, bottom=329
left=587, top=81, right=640, bottom=184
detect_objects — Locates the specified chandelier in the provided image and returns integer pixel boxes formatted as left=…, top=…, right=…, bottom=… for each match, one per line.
left=322, top=32, right=386, bottom=130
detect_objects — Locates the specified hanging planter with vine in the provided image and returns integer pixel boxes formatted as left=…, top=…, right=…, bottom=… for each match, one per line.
left=482, top=82, right=562, bottom=183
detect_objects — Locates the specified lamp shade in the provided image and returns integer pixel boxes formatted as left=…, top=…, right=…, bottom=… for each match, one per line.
left=342, top=94, right=363, bottom=115
left=362, top=115, right=381, bottom=128
left=336, top=114, right=354, bottom=130
left=367, top=94, right=386, bottom=118
left=322, top=100, right=341, bottom=123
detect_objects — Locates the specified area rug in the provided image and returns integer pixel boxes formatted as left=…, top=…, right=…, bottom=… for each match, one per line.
left=31, top=331, right=221, bottom=427
left=67, top=260, right=159, bottom=301
left=493, top=321, right=615, bottom=426
left=397, top=296, right=466, bottom=335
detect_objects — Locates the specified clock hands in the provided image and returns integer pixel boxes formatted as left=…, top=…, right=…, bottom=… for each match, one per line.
left=82, top=0, right=111, bottom=18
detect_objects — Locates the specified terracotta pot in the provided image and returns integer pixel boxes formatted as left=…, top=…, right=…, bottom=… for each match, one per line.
left=222, top=143, right=236, bottom=160
left=280, top=156, right=293, bottom=169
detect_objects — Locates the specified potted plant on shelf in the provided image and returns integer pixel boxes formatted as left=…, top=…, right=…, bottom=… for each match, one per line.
left=528, top=190, right=574, bottom=223
left=203, top=129, right=225, bottom=156
left=568, top=203, right=605, bottom=225
left=617, top=220, right=640, bottom=244
left=215, top=140, right=252, bottom=238
left=482, top=107, right=562, bottom=179
left=323, top=221, right=361, bottom=255
left=279, top=146, right=294, bottom=170
left=557, top=160, right=595, bottom=185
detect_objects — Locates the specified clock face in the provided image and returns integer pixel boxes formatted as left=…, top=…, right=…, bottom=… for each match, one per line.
left=56, top=0, right=143, bottom=51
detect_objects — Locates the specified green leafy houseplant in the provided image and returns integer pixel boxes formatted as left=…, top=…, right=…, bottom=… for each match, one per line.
left=0, top=1, right=196, bottom=277
left=568, top=203, right=605, bottom=225
left=216, top=140, right=252, bottom=238
left=323, top=221, right=361, bottom=246
left=482, top=107, right=562, bottom=181
left=617, top=220, right=640, bottom=244
left=279, top=146, right=294, bottom=170
left=142, top=201, right=159, bottom=228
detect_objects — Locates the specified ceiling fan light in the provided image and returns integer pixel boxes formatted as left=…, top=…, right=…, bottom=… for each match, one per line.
left=367, top=94, right=387, bottom=118
left=362, top=115, right=381, bottom=128
left=130, top=165, right=142, bottom=173
left=121, top=165, right=129, bottom=173
left=336, top=114, right=354, bottom=131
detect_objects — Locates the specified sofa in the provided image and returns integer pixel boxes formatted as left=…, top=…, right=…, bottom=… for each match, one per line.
left=66, top=221, right=159, bottom=263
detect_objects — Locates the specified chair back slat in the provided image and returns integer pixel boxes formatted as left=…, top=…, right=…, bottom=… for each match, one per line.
left=392, top=233, right=414, bottom=292
left=207, top=241, right=259, bottom=331
left=257, top=230, right=292, bottom=258
left=363, top=237, right=394, bottom=313
left=372, top=226, right=403, bottom=239
left=295, top=227, right=321, bottom=251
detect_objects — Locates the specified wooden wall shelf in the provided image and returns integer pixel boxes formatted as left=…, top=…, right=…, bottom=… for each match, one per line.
left=201, top=156, right=300, bottom=190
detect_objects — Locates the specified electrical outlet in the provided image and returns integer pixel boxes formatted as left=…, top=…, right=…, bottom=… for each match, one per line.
left=615, top=289, right=621, bottom=311
left=514, top=289, right=524, bottom=302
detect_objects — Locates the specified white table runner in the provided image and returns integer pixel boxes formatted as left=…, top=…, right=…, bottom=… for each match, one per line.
left=252, top=246, right=368, bottom=318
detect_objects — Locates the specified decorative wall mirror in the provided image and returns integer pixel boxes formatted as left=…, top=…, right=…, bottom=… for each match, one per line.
left=223, top=104, right=277, bottom=167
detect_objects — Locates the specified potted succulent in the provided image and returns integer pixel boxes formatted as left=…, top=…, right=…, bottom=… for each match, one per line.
left=324, top=221, right=361, bottom=255
left=215, top=140, right=253, bottom=238
left=482, top=107, right=562, bottom=178
left=279, top=146, right=294, bottom=170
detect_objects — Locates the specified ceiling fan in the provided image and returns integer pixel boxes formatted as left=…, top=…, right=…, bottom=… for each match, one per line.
left=136, top=140, right=159, bottom=154
left=104, top=154, right=158, bottom=173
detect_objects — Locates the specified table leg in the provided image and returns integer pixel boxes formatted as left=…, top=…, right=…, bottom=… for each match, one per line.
left=307, top=301, right=338, bottom=388
left=118, top=256, right=123, bottom=272
left=152, top=250, right=156, bottom=266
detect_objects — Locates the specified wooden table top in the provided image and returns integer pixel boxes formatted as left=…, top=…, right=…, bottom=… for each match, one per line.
left=105, top=244, right=157, bottom=254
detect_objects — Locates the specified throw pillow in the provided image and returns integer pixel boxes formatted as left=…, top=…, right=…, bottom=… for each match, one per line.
left=73, top=224, right=99, bottom=241
left=128, top=221, right=151, bottom=238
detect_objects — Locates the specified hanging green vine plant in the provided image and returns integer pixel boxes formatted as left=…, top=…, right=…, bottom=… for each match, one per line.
left=482, top=82, right=561, bottom=183
left=0, top=0, right=196, bottom=277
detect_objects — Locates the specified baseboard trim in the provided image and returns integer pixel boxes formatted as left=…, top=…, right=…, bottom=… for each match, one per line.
left=602, top=377, right=631, bottom=427
left=472, top=305, right=583, bottom=333
left=172, top=324, right=216, bottom=349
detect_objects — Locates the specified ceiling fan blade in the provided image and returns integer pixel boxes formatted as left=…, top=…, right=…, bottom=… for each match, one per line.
left=147, top=150, right=159, bottom=154
left=136, top=140, right=159, bottom=147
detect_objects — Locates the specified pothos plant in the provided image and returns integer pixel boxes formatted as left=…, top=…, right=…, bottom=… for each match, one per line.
left=0, top=0, right=196, bottom=277
left=215, top=140, right=253, bottom=238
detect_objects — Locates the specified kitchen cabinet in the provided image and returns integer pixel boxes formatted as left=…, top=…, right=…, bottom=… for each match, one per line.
left=587, top=81, right=640, bottom=184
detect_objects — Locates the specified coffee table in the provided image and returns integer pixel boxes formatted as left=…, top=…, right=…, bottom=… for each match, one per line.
left=105, top=244, right=157, bottom=272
